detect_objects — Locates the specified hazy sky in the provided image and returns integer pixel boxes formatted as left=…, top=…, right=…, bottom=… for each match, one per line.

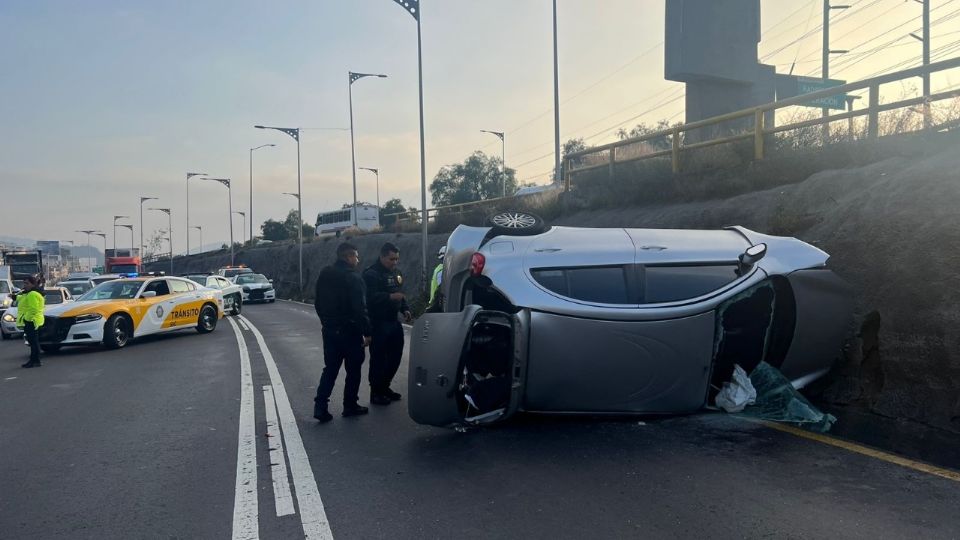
left=2, top=0, right=958, bottom=254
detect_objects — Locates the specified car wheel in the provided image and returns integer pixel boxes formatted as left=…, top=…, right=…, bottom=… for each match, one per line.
left=268, top=299, right=275, bottom=303
left=486, top=210, right=547, bottom=236
left=231, top=294, right=242, bottom=316
left=196, top=304, right=218, bottom=334
left=40, top=344, right=61, bottom=353
left=1, top=329, right=10, bottom=340
left=103, top=314, right=132, bottom=349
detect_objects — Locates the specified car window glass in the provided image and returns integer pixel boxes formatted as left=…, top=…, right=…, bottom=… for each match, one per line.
left=144, top=280, right=170, bottom=296
left=643, top=265, right=740, bottom=304
left=43, top=292, right=64, bottom=304
left=0, top=282, right=9, bottom=293
left=169, top=279, right=192, bottom=294
left=531, top=266, right=631, bottom=304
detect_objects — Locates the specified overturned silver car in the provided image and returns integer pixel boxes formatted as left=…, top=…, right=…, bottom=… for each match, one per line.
left=409, top=211, right=853, bottom=427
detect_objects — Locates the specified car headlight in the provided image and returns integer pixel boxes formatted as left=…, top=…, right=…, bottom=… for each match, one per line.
left=2, top=313, right=15, bottom=323
left=1, top=298, right=10, bottom=307
left=75, top=314, right=103, bottom=323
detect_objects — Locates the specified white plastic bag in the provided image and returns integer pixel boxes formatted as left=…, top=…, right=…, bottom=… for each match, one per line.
left=715, top=364, right=757, bottom=413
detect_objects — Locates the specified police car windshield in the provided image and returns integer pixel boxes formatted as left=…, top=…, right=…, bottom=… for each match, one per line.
left=43, top=292, right=64, bottom=304
left=78, top=281, right=143, bottom=301
left=236, top=274, right=268, bottom=284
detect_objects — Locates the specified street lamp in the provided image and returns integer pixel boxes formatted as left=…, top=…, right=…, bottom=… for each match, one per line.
left=185, top=172, right=206, bottom=257
left=349, top=71, right=387, bottom=226
left=76, top=230, right=97, bottom=271
left=93, top=233, right=107, bottom=269
left=233, top=211, right=246, bottom=244
left=480, top=130, right=506, bottom=197
left=255, top=124, right=302, bottom=292
left=389, top=0, right=429, bottom=283
left=201, top=178, right=234, bottom=266
left=139, top=197, right=158, bottom=258
left=192, top=226, right=203, bottom=254
left=112, top=215, right=130, bottom=252
left=116, top=224, right=135, bottom=260
left=249, top=144, right=275, bottom=244
left=358, top=167, right=380, bottom=209
left=149, top=207, right=173, bottom=275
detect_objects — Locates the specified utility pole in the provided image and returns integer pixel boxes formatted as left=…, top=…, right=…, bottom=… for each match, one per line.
left=552, top=0, right=561, bottom=183
left=822, top=1, right=850, bottom=145
left=922, top=0, right=931, bottom=129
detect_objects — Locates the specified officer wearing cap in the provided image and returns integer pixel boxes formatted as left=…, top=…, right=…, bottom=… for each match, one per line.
left=363, top=242, right=411, bottom=405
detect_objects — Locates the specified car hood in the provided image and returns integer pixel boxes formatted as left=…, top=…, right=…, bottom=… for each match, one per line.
left=47, top=299, right=136, bottom=317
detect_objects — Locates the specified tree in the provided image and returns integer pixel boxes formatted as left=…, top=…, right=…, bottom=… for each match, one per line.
left=282, top=209, right=314, bottom=239
left=261, top=219, right=288, bottom=241
left=144, top=230, right=165, bottom=258
left=430, top=151, right=517, bottom=207
left=379, top=198, right=407, bottom=228
left=555, top=138, right=587, bottom=178
left=616, top=119, right=676, bottom=150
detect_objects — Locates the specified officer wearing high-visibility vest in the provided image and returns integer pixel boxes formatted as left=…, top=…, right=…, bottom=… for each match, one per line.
left=428, top=246, right=446, bottom=312
left=15, top=275, right=45, bottom=368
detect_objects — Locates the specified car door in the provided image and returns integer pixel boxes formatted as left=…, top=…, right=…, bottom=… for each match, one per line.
left=132, top=279, right=172, bottom=336
left=408, top=306, right=529, bottom=427
left=163, top=278, right=203, bottom=329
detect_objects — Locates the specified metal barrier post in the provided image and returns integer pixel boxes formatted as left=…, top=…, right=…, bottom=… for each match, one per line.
left=753, top=109, right=764, bottom=161
left=671, top=126, right=680, bottom=173
left=868, top=83, right=880, bottom=139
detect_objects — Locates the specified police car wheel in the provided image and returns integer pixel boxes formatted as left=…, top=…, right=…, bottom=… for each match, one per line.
left=231, top=296, right=242, bottom=316
left=197, top=304, right=218, bottom=334
left=486, top=210, right=547, bottom=236
left=103, top=314, right=131, bottom=349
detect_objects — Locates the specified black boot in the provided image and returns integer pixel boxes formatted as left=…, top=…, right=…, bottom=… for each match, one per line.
left=342, top=404, right=369, bottom=417
left=313, top=402, right=333, bottom=423
left=21, top=360, right=40, bottom=368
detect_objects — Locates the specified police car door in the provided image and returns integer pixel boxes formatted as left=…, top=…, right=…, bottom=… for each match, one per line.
left=137, top=278, right=175, bottom=336
left=408, top=305, right=529, bottom=427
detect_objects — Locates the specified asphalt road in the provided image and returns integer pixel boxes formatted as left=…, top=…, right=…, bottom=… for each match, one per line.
left=1, top=300, right=959, bottom=539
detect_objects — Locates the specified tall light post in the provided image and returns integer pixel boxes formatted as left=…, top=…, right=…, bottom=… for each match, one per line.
left=349, top=71, right=388, bottom=226
left=249, top=144, right=275, bottom=244
left=255, top=124, right=302, bottom=292
left=76, top=230, right=98, bottom=270
left=233, top=211, right=246, bottom=244
left=480, top=130, right=506, bottom=196
left=553, top=0, right=561, bottom=183
left=358, top=167, right=380, bottom=209
left=112, top=215, right=130, bottom=253
left=117, top=224, right=134, bottom=253
left=60, top=240, right=75, bottom=271
left=185, top=172, right=206, bottom=258
left=281, top=191, right=304, bottom=294
left=149, top=207, right=173, bottom=274
left=139, top=196, right=158, bottom=257
left=202, top=178, right=235, bottom=266
left=93, top=233, right=107, bottom=269
left=192, top=226, right=203, bottom=254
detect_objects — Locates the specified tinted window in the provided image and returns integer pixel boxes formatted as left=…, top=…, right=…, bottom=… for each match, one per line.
left=143, top=280, right=170, bottom=296
left=43, top=292, right=64, bottom=304
left=0, top=282, right=9, bottom=293
left=643, top=265, right=739, bottom=303
left=531, top=266, right=631, bottom=304
left=62, top=282, right=92, bottom=296
left=169, top=279, right=193, bottom=293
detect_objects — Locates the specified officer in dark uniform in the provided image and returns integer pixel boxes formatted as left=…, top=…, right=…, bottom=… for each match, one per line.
left=363, top=242, right=412, bottom=405
left=313, top=242, right=372, bottom=423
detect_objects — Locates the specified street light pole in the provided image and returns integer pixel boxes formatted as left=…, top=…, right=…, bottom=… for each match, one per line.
left=358, top=167, right=380, bottom=209
left=139, top=196, right=157, bottom=258
left=255, top=125, right=303, bottom=292
left=349, top=72, right=388, bottom=227
left=202, top=178, right=234, bottom=266
left=233, top=211, right=246, bottom=244
left=149, top=208, right=173, bottom=274
left=553, top=0, right=561, bottom=183
left=112, top=215, right=130, bottom=253
left=481, top=130, right=506, bottom=196
left=76, top=230, right=98, bottom=271
left=192, top=226, right=202, bottom=254
left=249, top=144, right=275, bottom=245
left=93, top=233, right=107, bottom=268
left=117, top=225, right=134, bottom=253
left=185, top=172, right=206, bottom=257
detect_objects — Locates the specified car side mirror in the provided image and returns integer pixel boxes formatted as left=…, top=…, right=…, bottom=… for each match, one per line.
left=140, top=291, right=157, bottom=299
left=738, top=243, right=767, bottom=268
left=269, top=279, right=274, bottom=284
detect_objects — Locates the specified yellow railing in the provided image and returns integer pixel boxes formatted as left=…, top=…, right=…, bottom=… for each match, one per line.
left=562, top=56, right=960, bottom=189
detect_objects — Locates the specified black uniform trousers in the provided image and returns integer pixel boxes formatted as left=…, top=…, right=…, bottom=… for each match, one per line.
left=369, top=319, right=404, bottom=395
left=314, top=326, right=365, bottom=408
left=24, top=322, right=40, bottom=364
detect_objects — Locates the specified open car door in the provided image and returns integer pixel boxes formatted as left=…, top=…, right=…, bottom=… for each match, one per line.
left=408, top=305, right=529, bottom=427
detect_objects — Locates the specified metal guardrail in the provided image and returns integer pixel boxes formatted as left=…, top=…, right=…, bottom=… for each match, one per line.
left=562, top=56, right=960, bottom=188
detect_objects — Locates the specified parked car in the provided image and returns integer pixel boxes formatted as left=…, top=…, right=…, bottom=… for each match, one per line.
left=65, top=272, right=99, bottom=281
left=30, top=276, right=223, bottom=352
left=218, top=266, right=253, bottom=280
left=182, top=273, right=243, bottom=315
left=58, top=279, right=96, bottom=297
left=1, top=287, right=74, bottom=339
left=408, top=210, right=853, bottom=427
left=234, top=273, right=275, bottom=303
left=0, top=276, right=15, bottom=318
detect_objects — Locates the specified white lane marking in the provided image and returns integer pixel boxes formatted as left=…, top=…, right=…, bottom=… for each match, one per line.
left=238, top=318, right=251, bottom=331
left=240, top=315, right=333, bottom=540
left=4, top=377, right=17, bottom=381
left=227, top=317, right=259, bottom=540
left=262, top=385, right=296, bottom=517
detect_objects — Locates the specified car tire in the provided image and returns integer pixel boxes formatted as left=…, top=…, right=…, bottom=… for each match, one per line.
left=103, top=314, right=132, bottom=349
left=1, top=329, right=10, bottom=340
left=486, top=210, right=547, bottom=236
left=231, top=294, right=243, bottom=316
left=268, top=299, right=275, bottom=303
left=40, top=344, right=61, bottom=353
left=196, top=304, right=218, bottom=334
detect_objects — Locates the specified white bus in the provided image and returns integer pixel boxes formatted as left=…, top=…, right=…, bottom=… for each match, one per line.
left=315, top=204, right=380, bottom=236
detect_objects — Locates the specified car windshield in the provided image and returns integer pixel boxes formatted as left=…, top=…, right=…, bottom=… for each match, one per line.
left=111, top=264, right=139, bottom=274
left=43, top=292, right=64, bottom=304
left=61, top=282, right=92, bottom=296
left=78, top=281, right=142, bottom=301
left=91, top=276, right=119, bottom=285
left=184, top=275, right=208, bottom=283
left=236, top=274, right=268, bottom=285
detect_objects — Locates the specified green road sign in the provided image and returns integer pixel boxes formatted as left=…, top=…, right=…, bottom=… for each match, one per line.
left=93, top=266, right=104, bottom=273
left=776, top=75, right=847, bottom=110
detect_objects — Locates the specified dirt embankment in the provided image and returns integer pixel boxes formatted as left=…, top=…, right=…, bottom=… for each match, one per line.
left=152, top=134, right=960, bottom=433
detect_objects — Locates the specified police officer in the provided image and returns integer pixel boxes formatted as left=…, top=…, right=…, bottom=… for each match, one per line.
left=363, top=242, right=411, bottom=405
left=313, top=242, right=372, bottom=423
left=427, top=246, right=446, bottom=313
